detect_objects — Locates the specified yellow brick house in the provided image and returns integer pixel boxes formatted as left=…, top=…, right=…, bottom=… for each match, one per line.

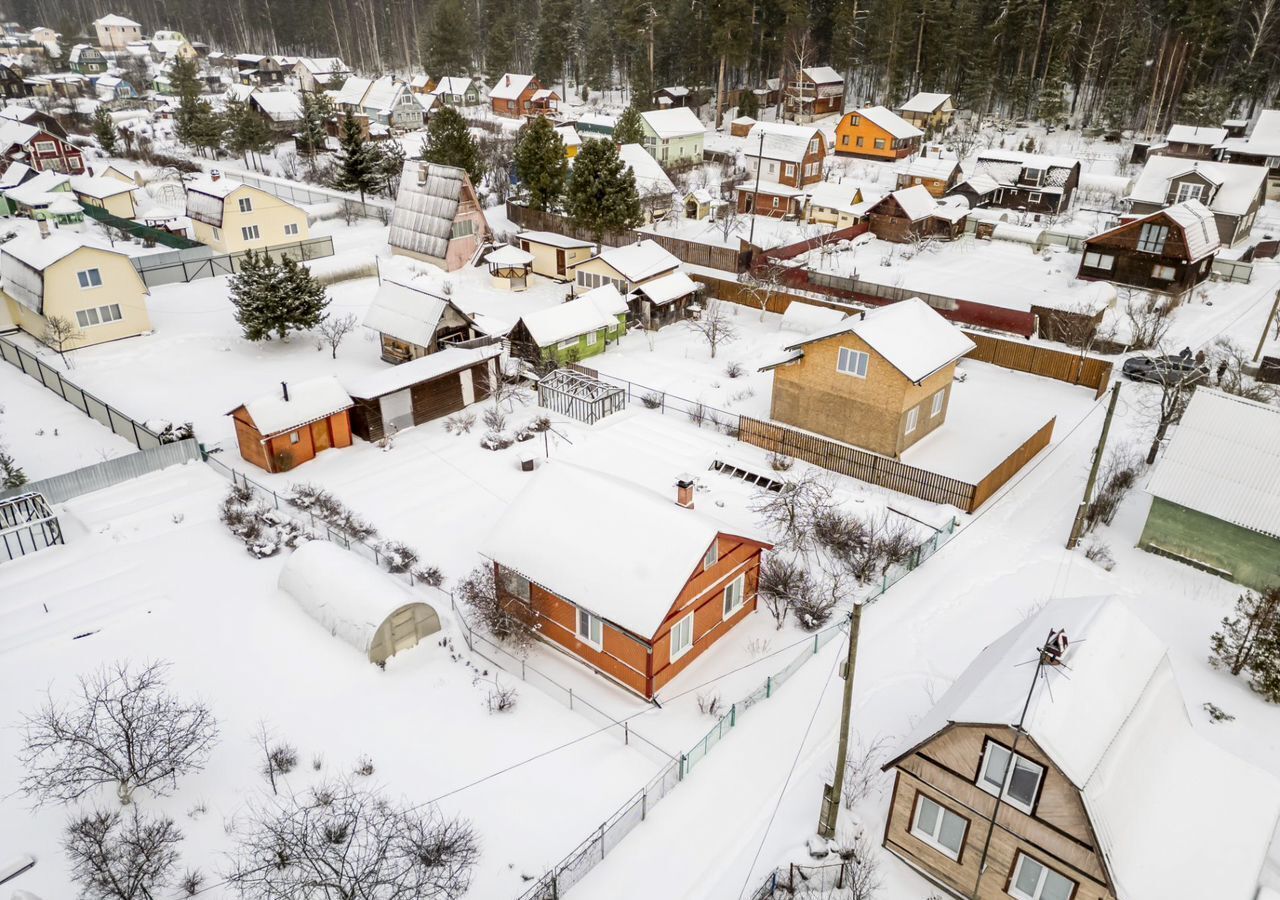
left=184, top=172, right=310, bottom=253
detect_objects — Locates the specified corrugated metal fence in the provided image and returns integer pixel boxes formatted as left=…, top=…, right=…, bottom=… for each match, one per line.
left=0, top=439, right=201, bottom=504
left=130, top=236, right=336, bottom=288
left=225, top=169, right=394, bottom=218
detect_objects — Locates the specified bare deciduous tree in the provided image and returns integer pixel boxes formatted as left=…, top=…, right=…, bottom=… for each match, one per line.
left=18, top=660, right=219, bottom=806
left=254, top=721, right=298, bottom=796
left=226, top=780, right=478, bottom=900
left=683, top=299, right=739, bottom=359
left=459, top=563, right=538, bottom=653
left=1083, top=442, right=1142, bottom=532
left=1142, top=362, right=1200, bottom=464
left=757, top=554, right=814, bottom=629
left=42, top=314, right=83, bottom=368
left=64, top=807, right=183, bottom=900
left=1121, top=290, right=1174, bottom=351
left=750, top=470, right=835, bottom=554
left=1210, top=337, right=1278, bottom=402
left=827, top=735, right=891, bottom=811
left=317, top=312, right=358, bottom=359
left=830, top=826, right=883, bottom=900
left=740, top=263, right=789, bottom=322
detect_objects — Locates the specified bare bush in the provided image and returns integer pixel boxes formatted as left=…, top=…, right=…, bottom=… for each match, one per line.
left=827, top=735, right=891, bottom=811
left=1210, top=337, right=1279, bottom=402
left=18, top=660, right=218, bottom=805
left=460, top=564, right=537, bottom=653
left=724, top=360, right=745, bottom=378
left=767, top=451, right=793, bottom=472
left=829, top=826, right=883, bottom=900
left=1122, top=291, right=1174, bottom=350
left=745, top=637, right=772, bottom=658
left=444, top=412, right=477, bottom=434
left=316, top=312, right=358, bottom=359
left=683, top=299, right=739, bottom=359
left=751, top=469, right=835, bottom=553
left=758, top=554, right=813, bottom=629
left=354, top=755, right=375, bottom=777
left=179, top=868, right=204, bottom=896
left=1085, top=442, right=1142, bottom=531
left=379, top=539, right=420, bottom=574
left=640, top=391, right=663, bottom=409
left=793, top=570, right=847, bottom=631
left=1083, top=540, right=1115, bottom=571
left=65, top=807, right=183, bottom=900
left=483, top=678, right=518, bottom=714
left=696, top=692, right=723, bottom=716
left=255, top=722, right=297, bottom=796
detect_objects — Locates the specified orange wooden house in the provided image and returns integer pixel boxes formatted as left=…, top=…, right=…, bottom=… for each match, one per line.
left=483, top=463, right=772, bottom=699
left=835, top=105, right=923, bottom=161
left=228, top=376, right=353, bottom=473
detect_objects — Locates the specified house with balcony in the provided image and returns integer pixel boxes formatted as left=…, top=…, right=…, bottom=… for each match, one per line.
left=490, top=73, right=558, bottom=119
left=1125, top=157, right=1266, bottom=247
left=783, top=65, right=844, bottom=123
left=735, top=121, right=826, bottom=219
left=361, top=277, right=484, bottom=363
left=949, top=150, right=1081, bottom=216
left=1076, top=200, right=1219, bottom=298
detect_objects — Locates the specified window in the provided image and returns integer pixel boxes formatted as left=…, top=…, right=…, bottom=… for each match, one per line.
left=772, top=197, right=780, bottom=208
left=498, top=567, right=530, bottom=600
left=784, top=163, right=794, bottom=178
left=75, top=307, right=99, bottom=328
left=905, top=406, right=919, bottom=435
left=670, top=613, right=694, bottom=660
left=837, top=347, right=869, bottom=377
left=930, top=390, right=945, bottom=417
left=1152, top=263, right=1177, bottom=280
left=1175, top=182, right=1204, bottom=203
left=584, top=331, right=598, bottom=346
left=874, top=138, right=886, bottom=150
left=808, top=138, right=818, bottom=154
left=35, top=140, right=54, bottom=154
left=69, top=157, right=82, bottom=172
left=1023, top=167, right=1044, bottom=186
left=910, top=794, right=967, bottom=860
left=722, top=574, right=745, bottom=618
left=703, top=541, right=718, bottom=570
left=841, top=134, right=850, bottom=146
left=1137, top=222, right=1169, bottom=253
left=848, top=115, right=861, bottom=126
left=855, top=136, right=864, bottom=148
left=97, top=303, right=122, bottom=323
left=284, top=222, right=299, bottom=236
left=977, top=741, right=1044, bottom=814
left=451, top=218, right=476, bottom=239
left=558, top=337, right=579, bottom=350
left=576, top=608, right=603, bottom=648
left=1082, top=251, right=1114, bottom=271
left=241, top=224, right=260, bottom=241
left=1008, top=853, right=1075, bottom=900
left=289, top=431, right=300, bottom=444
left=1028, top=191, right=1042, bottom=204
left=77, top=268, right=102, bottom=289
left=211, top=226, right=221, bottom=241
left=237, top=196, right=253, bottom=213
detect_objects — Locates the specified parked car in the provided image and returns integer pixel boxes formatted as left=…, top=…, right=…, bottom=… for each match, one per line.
left=1122, top=355, right=1208, bottom=385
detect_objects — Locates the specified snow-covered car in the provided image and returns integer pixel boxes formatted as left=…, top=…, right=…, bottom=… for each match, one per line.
left=1121, top=354, right=1208, bottom=385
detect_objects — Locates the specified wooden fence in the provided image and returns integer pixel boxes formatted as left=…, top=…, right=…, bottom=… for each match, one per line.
left=964, top=332, right=1113, bottom=399
left=970, top=418, right=1056, bottom=508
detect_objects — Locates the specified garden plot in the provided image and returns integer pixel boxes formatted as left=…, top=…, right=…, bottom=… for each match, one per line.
left=0, top=463, right=657, bottom=900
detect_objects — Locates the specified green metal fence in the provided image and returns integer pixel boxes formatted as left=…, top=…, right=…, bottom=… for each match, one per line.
left=79, top=202, right=203, bottom=249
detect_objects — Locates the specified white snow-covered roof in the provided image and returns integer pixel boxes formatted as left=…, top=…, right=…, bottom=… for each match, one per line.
left=972, top=149, right=1080, bottom=188
left=485, top=244, right=534, bottom=266
left=885, top=184, right=937, bottom=221
left=555, top=123, right=582, bottom=148
left=744, top=121, right=823, bottom=163
left=518, top=230, right=594, bottom=250
left=332, top=75, right=372, bottom=107
left=1164, top=199, right=1221, bottom=261
left=184, top=176, right=247, bottom=226
left=0, top=160, right=31, bottom=188
left=360, top=76, right=406, bottom=113
left=345, top=345, right=500, bottom=400
left=854, top=105, right=922, bottom=140
left=892, top=595, right=1280, bottom=900
left=801, top=66, right=842, bottom=85
left=1166, top=123, right=1228, bottom=146
left=489, top=73, right=535, bottom=101
left=4, top=170, right=70, bottom=208
left=898, top=156, right=960, bottom=180
left=787, top=297, right=974, bottom=383
left=898, top=91, right=952, bottom=114
left=632, top=270, right=699, bottom=306
left=430, top=76, right=475, bottom=96
left=590, top=239, right=680, bottom=282
left=779, top=301, right=846, bottom=335
left=296, top=57, right=348, bottom=76
left=1128, top=157, right=1267, bottom=216
left=251, top=90, right=303, bottom=122
left=240, top=376, right=352, bottom=437
left=1, top=234, right=105, bottom=313
left=658, top=85, right=690, bottom=97
left=278, top=541, right=436, bottom=657
left=518, top=295, right=616, bottom=346
left=640, top=107, right=704, bottom=139
left=1146, top=388, right=1280, bottom=538
left=807, top=180, right=862, bottom=212
left=576, top=113, right=617, bottom=129
left=94, top=14, right=141, bottom=26
left=580, top=283, right=629, bottom=317
left=483, top=462, right=764, bottom=636
left=618, top=142, right=677, bottom=197
left=361, top=278, right=461, bottom=348
left=70, top=174, right=136, bottom=199
left=0, top=119, right=41, bottom=149
left=530, top=88, right=558, bottom=102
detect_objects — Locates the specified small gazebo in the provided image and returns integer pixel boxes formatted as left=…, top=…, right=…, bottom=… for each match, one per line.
left=485, top=244, right=534, bottom=291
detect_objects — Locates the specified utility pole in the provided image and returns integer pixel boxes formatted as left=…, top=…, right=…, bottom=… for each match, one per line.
left=817, top=601, right=863, bottom=839
left=1253, top=287, right=1280, bottom=363
left=1066, top=382, right=1120, bottom=550
left=747, top=131, right=765, bottom=251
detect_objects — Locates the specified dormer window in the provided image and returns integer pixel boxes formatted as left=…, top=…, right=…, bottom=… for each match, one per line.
left=1023, top=167, right=1044, bottom=186
left=1175, top=182, right=1205, bottom=203
left=976, top=740, right=1044, bottom=814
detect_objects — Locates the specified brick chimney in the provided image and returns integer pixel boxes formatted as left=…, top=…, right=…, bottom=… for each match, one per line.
left=676, top=476, right=695, bottom=509
left=37, top=218, right=49, bottom=239
left=210, top=169, right=221, bottom=182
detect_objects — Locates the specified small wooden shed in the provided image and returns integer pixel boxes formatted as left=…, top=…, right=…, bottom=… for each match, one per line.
left=345, top=345, right=500, bottom=442
left=227, top=377, right=353, bottom=473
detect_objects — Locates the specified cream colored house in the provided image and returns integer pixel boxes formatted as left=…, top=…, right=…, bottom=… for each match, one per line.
left=0, top=233, right=151, bottom=350
left=569, top=239, right=681, bottom=294
left=184, top=173, right=310, bottom=253
left=92, top=14, right=142, bottom=50
left=516, top=231, right=595, bottom=281
left=71, top=175, right=139, bottom=218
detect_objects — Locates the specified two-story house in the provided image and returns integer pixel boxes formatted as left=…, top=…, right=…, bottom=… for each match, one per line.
left=0, top=120, right=84, bottom=174
left=429, top=76, right=482, bottom=107
left=361, top=276, right=484, bottom=363
left=950, top=150, right=1082, bottom=215
left=762, top=298, right=975, bottom=458
left=897, top=92, right=955, bottom=130
left=293, top=57, right=350, bottom=92
left=92, top=14, right=141, bottom=50
left=68, top=44, right=108, bottom=75
left=735, top=121, right=826, bottom=218
left=184, top=172, right=311, bottom=253
left=895, top=155, right=961, bottom=197
left=882, top=594, right=1280, bottom=900
left=784, top=65, right=844, bottom=123
left=332, top=76, right=424, bottom=130
left=1076, top=200, right=1219, bottom=298
left=0, top=61, right=28, bottom=98
left=639, top=107, right=705, bottom=165
left=235, top=54, right=285, bottom=87
left=483, top=462, right=772, bottom=700
left=1153, top=123, right=1227, bottom=160
left=866, top=186, right=968, bottom=243
left=1218, top=109, right=1280, bottom=198
left=489, top=73, right=557, bottom=119
left=388, top=161, right=490, bottom=271
left=1125, top=157, right=1266, bottom=247
left=834, top=106, right=923, bottom=161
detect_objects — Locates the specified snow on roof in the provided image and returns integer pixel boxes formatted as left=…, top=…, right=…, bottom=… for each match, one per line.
left=389, top=161, right=480, bottom=263
left=1146, top=388, right=1280, bottom=538
left=580, top=283, right=629, bottom=317
left=361, top=278, right=464, bottom=348
left=886, top=184, right=937, bottom=221
left=482, top=462, right=757, bottom=636
left=801, top=66, right=842, bottom=84
left=485, top=244, right=534, bottom=266
left=278, top=541, right=436, bottom=657
left=360, top=76, right=405, bottom=113
left=4, top=170, right=70, bottom=207
left=297, top=56, right=347, bottom=75
left=345, top=345, right=500, bottom=400
left=0, top=119, right=40, bottom=149
left=854, top=105, right=922, bottom=140
left=251, top=90, right=303, bottom=122
left=1128, top=156, right=1267, bottom=216
left=430, top=76, right=474, bottom=96
left=617, top=142, right=677, bottom=197
left=898, top=91, right=952, bottom=114
left=554, top=123, right=582, bottom=147
left=333, top=75, right=372, bottom=107
left=94, top=14, right=141, bottom=26
left=744, top=121, right=822, bottom=163
left=518, top=294, right=616, bottom=346
left=70, top=174, right=136, bottom=199
left=593, top=239, right=680, bottom=282
left=892, top=595, right=1280, bottom=900
left=659, top=85, right=690, bottom=97
left=530, top=89, right=558, bottom=101
left=489, top=73, right=535, bottom=101
left=184, top=176, right=246, bottom=226
left=1166, top=123, right=1228, bottom=145
left=898, top=155, right=960, bottom=180
left=787, top=298, right=974, bottom=383
left=517, top=230, right=594, bottom=250
left=1164, top=199, right=1221, bottom=261
left=632, top=270, right=698, bottom=306
left=0, top=160, right=31, bottom=188
left=240, top=376, right=352, bottom=437
left=807, top=180, right=862, bottom=212
left=959, top=172, right=1001, bottom=196
left=779, top=301, right=846, bottom=335
left=972, top=149, right=1080, bottom=188
left=640, top=106, right=704, bottom=139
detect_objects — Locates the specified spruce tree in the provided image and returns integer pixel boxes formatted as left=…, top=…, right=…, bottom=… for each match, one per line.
left=170, top=55, right=204, bottom=146
left=230, top=249, right=330, bottom=342
left=298, top=91, right=333, bottom=157
left=484, top=9, right=517, bottom=84
left=189, top=102, right=227, bottom=159
left=422, top=106, right=483, bottom=184
left=737, top=89, right=760, bottom=120
left=534, top=0, right=573, bottom=86
left=582, top=10, right=613, bottom=91
left=333, top=113, right=382, bottom=203
left=92, top=106, right=117, bottom=154
left=1211, top=588, right=1280, bottom=678
left=514, top=115, right=567, bottom=210
left=378, top=140, right=407, bottom=196
left=565, top=138, right=643, bottom=242
left=1036, top=58, right=1069, bottom=127
left=613, top=104, right=645, bottom=145
left=421, top=0, right=473, bottom=75
left=224, top=100, right=274, bottom=170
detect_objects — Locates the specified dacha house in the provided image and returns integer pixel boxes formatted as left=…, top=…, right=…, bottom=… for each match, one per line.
left=1076, top=201, right=1219, bottom=299
left=736, top=121, right=827, bottom=219
left=834, top=106, right=923, bottom=161
left=517, top=231, right=596, bottom=281
left=866, top=186, right=968, bottom=243
left=361, top=277, right=485, bottom=363
left=509, top=285, right=628, bottom=365
left=184, top=171, right=310, bottom=253
left=388, top=161, right=490, bottom=272
left=228, top=377, right=353, bottom=473
left=949, top=150, right=1082, bottom=216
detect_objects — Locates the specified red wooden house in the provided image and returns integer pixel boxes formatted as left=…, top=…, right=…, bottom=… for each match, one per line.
left=490, top=73, right=558, bottom=119
left=227, top=376, right=354, bottom=473
left=736, top=121, right=827, bottom=219
left=483, top=463, right=772, bottom=699
left=0, top=120, right=84, bottom=174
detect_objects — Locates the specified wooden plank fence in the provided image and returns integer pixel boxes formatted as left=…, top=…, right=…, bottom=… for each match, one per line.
left=970, top=417, right=1056, bottom=508
left=964, top=332, right=1112, bottom=399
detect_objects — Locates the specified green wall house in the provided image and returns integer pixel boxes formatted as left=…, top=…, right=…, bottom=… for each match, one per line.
left=3, top=171, right=84, bottom=224
left=510, top=286, right=629, bottom=366
left=639, top=108, right=705, bottom=165
left=1140, top=389, right=1280, bottom=591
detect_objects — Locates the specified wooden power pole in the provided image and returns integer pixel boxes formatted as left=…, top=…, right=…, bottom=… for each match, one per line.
left=817, top=601, right=863, bottom=839
left=1066, top=382, right=1121, bottom=550
left=1253, top=287, right=1280, bottom=363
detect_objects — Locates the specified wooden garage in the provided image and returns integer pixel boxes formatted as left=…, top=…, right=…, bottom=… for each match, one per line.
left=345, top=345, right=501, bottom=442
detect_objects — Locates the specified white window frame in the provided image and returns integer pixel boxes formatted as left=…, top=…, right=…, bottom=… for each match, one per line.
left=703, top=541, right=718, bottom=570
left=1175, top=182, right=1204, bottom=203
left=289, top=430, right=300, bottom=444
left=237, top=196, right=253, bottom=213
left=98, top=303, right=122, bottom=323
left=783, top=163, right=795, bottom=178
left=722, top=573, right=745, bottom=619
left=75, top=307, right=99, bottom=328
left=873, top=138, right=886, bottom=150
left=499, top=567, right=530, bottom=601
left=576, top=608, right=603, bottom=649
left=558, top=337, right=579, bottom=350
left=670, top=612, right=694, bottom=660
left=1008, top=852, right=1076, bottom=900
left=930, top=390, right=945, bottom=418
left=1152, top=263, right=1177, bottom=281
left=1137, top=222, right=1169, bottom=254
left=1082, top=251, right=1114, bottom=271
left=241, top=224, right=260, bottom=241
left=284, top=222, right=299, bottom=236
left=77, top=267, right=102, bottom=289
left=910, top=794, right=967, bottom=861
left=976, top=740, right=1044, bottom=814
left=905, top=406, right=919, bottom=435
left=837, top=347, right=869, bottom=378
left=34, top=139, right=55, bottom=154
left=1028, top=191, right=1042, bottom=204
left=584, top=330, right=598, bottom=346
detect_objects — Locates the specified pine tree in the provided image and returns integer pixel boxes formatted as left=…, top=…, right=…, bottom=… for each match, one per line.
left=582, top=9, right=614, bottom=91
left=421, top=0, right=473, bottom=75
left=422, top=106, right=484, bottom=184
left=534, top=0, right=574, bottom=85
left=737, top=88, right=760, bottom=120
left=613, top=104, right=646, bottom=145
left=1036, top=58, right=1069, bottom=127
left=1178, top=84, right=1231, bottom=126
left=565, top=138, right=643, bottom=242
left=378, top=140, right=407, bottom=196
left=484, top=6, right=517, bottom=84
left=230, top=249, right=330, bottom=342
left=189, top=102, right=227, bottom=159
left=224, top=100, right=274, bottom=170
left=1211, top=588, right=1280, bottom=678
left=514, top=115, right=568, bottom=210
left=298, top=91, right=333, bottom=157
left=92, top=106, right=117, bottom=154
left=333, top=113, right=382, bottom=203
left=170, top=55, right=204, bottom=146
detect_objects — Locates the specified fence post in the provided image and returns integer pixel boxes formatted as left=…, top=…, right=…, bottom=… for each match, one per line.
left=730, top=703, right=736, bottom=727
left=624, top=721, right=629, bottom=744
left=641, top=787, right=647, bottom=820
left=678, top=753, right=686, bottom=780
left=766, top=675, right=772, bottom=698
left=569, top=687, right=574, bottom=710
left=599, top=823, right=606, bottom=860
